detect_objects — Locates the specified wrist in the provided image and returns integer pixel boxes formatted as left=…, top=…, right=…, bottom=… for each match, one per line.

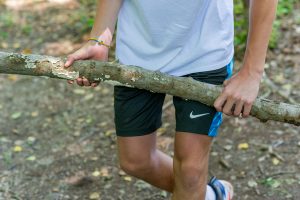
left=90, top=28, right=113, bottom=46
left=240, top=63, right=264, bottom=81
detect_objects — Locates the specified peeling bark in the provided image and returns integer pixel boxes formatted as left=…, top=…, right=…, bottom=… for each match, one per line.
left=0, top=51, right=299, bottom=126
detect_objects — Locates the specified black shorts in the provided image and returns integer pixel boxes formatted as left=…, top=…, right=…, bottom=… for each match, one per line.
left=114, top=61, right=233, bottom=137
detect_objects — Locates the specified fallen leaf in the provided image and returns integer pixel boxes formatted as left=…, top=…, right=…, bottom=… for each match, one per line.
left=105, top=129, right=115, bottom=137
left=123, top=176, right=132, bottom=182
left=1, top=42, right=8, bottom=48
left=26, top=155, right=36, bottom=161
left=238, top=143, right=249, bottom=150
left=223, top=145, right=233, bottom=151
left=64, top=171, right=93, bottom=187
left=73, top=89, right=86, bottom=95
left=90, top=156, right=98, bottom=161
left=100, top=167, right=110, bottom=177
left=13, top=42, right=20, bottom=48
left=248, top=179, right=258, bottom=188
left=13, top=145, right=23, bottom=152
left=11, top=112, right=22, bottom=119
left=99, top=122, right=108, bottom=127
left=21, top=48, right=32, bottom=54
left=27, top=136, right=36, bottom=144
left=119, top=170, right=126, bottom=176
left=89, top=192, right=100, bottom=199
left=73, top=131, right=81, bottom=137
left=31, top=111, right=39, bottom=117
left=272, top=158, right=280, bottom=165
left=92, top=170, right=101, bottom=177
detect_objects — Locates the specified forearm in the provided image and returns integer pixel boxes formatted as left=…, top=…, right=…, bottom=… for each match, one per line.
left=242, top=0, right=278, bottom=78
left=90, top=0, right=123, bottom=45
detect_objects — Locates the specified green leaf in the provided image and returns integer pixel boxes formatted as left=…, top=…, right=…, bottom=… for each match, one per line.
left=11, top=112, right=22, bottom=119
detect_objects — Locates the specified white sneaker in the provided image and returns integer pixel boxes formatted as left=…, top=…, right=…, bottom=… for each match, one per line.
left=208, top=176, right=234, bottom=200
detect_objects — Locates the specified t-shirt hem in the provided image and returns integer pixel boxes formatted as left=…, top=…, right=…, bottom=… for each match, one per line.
left=168, top=51, right=234, bottom=77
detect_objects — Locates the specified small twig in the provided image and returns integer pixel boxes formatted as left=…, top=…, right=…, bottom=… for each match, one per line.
left=219, top=158, right=231, bottom=169
left=262, top=73, right=298, bottom=104
left=268, top=171, right=296, bottom=177
left=258, top=164, right=265, bottom=175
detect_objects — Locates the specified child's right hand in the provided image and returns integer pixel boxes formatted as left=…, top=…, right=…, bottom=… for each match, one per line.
left=64, top=41, right=109, bottom=87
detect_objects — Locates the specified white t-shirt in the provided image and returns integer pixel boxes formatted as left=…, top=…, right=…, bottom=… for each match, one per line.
left=116, top=0, right=234, bottom=76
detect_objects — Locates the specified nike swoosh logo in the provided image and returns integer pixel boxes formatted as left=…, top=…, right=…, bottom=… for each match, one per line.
left=189, top=111, right=210, bottom=119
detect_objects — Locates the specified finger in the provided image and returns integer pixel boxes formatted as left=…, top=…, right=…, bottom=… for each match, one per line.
left=91, top=82, right=99, bottom=87
left=76, top=77, right=84, bottom=86
left=65, top=51, right=88, bottom=68
left=233, top=101, right=244, bottom=117
left=82, top=77, right=91, bottom=86
left=222, top=98, right=235, bottom=116
left=65, top=55, right=75, bottom=68
left=242, top=103, right=252, bottom=118
left=223, top=79, right=229, bottom=86
left=67, top=80, right=74, bottom=84
left=214, top=93, right=227, bottom=112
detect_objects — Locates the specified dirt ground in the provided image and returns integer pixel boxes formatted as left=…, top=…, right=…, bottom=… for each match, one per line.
left=0, top=1, right=300, bottom=200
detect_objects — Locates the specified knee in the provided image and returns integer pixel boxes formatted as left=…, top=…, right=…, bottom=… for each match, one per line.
left=175, top=159, right=207, bottom=189
left=119, top=155, right=153, bottom=177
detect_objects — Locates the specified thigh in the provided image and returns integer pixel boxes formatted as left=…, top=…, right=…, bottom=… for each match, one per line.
left=117, top=133, right=157, bottom=163
left=114, top=86, right=165, bottom=137
left=174, top=132, right=212, bottom=162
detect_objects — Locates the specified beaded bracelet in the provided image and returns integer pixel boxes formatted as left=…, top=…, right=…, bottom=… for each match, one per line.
left=88, top=38, right=111, bottom=48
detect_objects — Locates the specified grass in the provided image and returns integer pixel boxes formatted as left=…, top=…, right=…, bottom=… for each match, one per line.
left=234, top=0, right=296, bottom=51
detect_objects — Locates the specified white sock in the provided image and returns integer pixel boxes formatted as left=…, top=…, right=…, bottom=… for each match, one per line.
left=205, top=181, right=233, bottom=200
left=205, top=185, right=217, bottom=200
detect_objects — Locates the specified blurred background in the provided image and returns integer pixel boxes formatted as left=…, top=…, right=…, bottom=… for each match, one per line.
left=0, top=0, right=299, bottom=199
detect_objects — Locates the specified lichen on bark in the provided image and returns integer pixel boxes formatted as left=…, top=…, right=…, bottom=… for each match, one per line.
left=0, top=51, right=299, bottom=126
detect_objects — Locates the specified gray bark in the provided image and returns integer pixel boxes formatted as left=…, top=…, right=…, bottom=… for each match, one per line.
left=0, top=51, right=299, bottom=126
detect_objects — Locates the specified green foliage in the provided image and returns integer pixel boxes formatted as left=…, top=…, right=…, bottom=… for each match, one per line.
left=234, top=0, right=296, bottom=51
left=261, top=177, right=281, bottom=188
left=0, top=12, right=14, bottom=41
left=22, top=25, right=33, bottom=36
left=234, top=0, right=248, bottom=52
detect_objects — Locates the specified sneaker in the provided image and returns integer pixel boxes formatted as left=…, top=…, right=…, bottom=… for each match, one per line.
left=208, top=176, right=234, bottom=200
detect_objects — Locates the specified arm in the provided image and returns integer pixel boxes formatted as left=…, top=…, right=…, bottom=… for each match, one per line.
left=65, top=0, right=123, bottom=87
left=214, top=0, right=278, bottom=117
left=90, top=0, right=123, bottom=45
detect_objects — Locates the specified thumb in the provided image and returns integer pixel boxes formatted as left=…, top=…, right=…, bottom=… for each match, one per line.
left=64, top=55, right=75, bottom=68
left=64, top=49, right=89, bottom=68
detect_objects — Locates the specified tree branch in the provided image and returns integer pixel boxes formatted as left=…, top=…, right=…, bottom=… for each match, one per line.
left=0, top=51, right=299, bottom=126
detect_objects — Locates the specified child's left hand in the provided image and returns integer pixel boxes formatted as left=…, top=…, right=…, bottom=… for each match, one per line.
left=214, top=67, right=262, bottom=117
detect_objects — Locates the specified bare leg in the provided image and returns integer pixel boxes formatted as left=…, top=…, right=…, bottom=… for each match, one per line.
left=172, top=132, right=212, bottom=200
left=117, top=132, right=174, bottom=192
left=117, top=131, right=212, bottom=200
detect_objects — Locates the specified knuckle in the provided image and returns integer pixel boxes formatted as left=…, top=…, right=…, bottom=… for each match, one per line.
left=243, top=113, right=250, bottom=118
left=223, top=110, right=231, bottom=115
left=214, top=104, right=221, bottom=111
left=233, top=94, right=241, bottom=100
left=245, top=100, right=253, bottom=105
left=233, top=112, right=240, bottom=117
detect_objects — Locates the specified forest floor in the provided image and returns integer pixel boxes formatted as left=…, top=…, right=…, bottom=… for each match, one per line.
left=0, top=1, right=300, bottom=200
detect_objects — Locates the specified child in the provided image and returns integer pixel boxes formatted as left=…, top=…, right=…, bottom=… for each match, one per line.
left=65, top=1, right=277, bottom=199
